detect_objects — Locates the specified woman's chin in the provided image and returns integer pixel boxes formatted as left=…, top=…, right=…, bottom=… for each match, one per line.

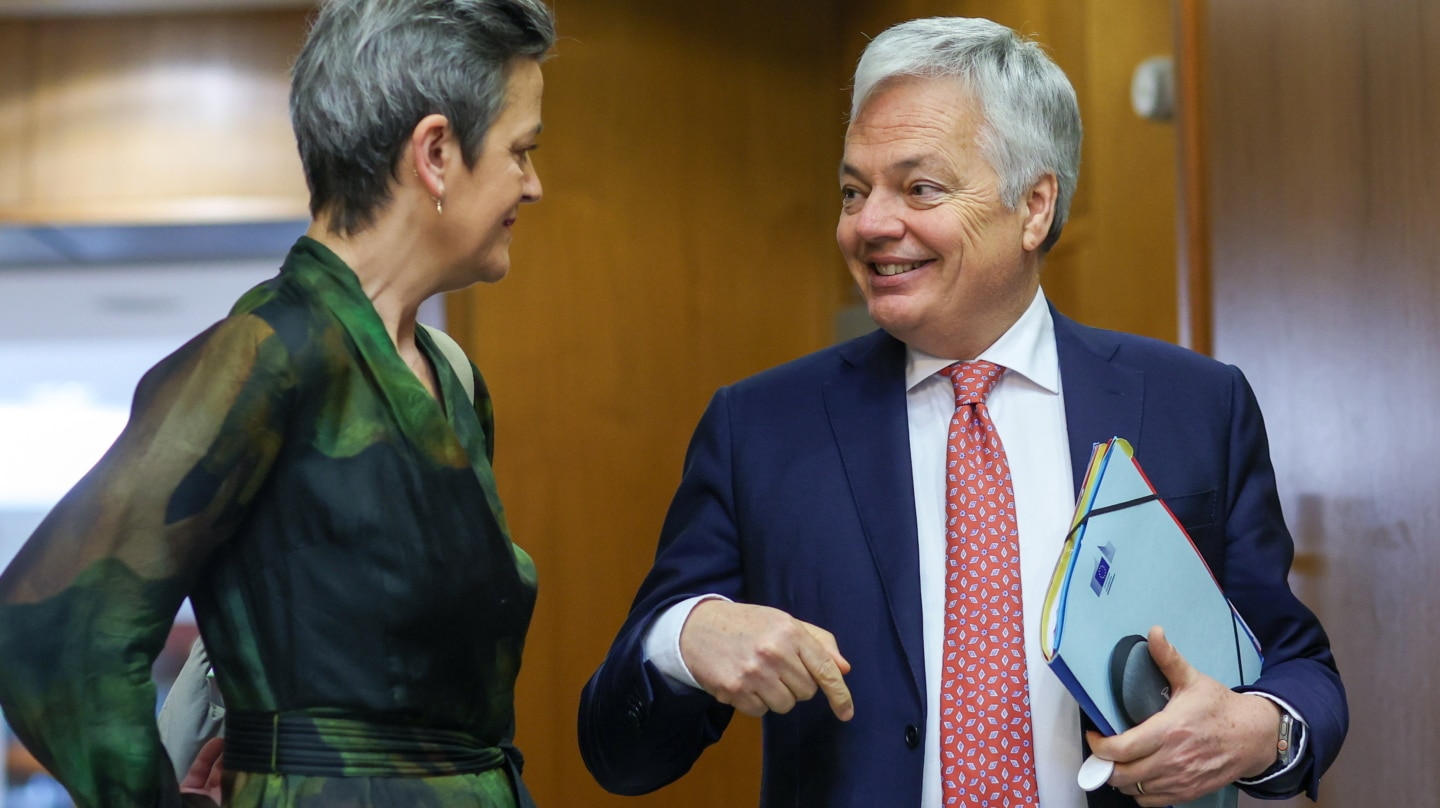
left=469, top=254, right=512, bottom=285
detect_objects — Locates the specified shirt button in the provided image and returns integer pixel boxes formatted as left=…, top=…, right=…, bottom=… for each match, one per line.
left=904, top=724, right=920, bottom=749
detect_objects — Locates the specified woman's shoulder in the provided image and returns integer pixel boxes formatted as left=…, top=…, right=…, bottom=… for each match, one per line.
left=132, top=310, right=299, bottom=411
left=195, top=273, right=362, bottom=392
left=226, top=271, right=333, bottom=357
left=132, top=271, right=332, bottom=407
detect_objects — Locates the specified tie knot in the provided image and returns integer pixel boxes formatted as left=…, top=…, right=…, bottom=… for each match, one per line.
left=941, top=360, right=1004, bottom=406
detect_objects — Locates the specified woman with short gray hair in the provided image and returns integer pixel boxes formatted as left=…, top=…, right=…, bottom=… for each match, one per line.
left=0, top=1, right=556, bottom=806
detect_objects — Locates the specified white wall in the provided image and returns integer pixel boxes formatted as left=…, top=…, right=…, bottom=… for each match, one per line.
left=0, top=260, right=281, bottom=569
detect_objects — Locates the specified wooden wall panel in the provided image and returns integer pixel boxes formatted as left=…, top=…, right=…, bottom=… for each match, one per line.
left=1199, top=1, right=1440, bottom=805
left=1174, top=0, right=1211, bottom=354
left=448, top=1, right=849, bottom=804
left=1069, top=0, right=1177, bottom=342
left=2, top=10, right=309, bottom=223
left=0, top=21, right=33, bottom=210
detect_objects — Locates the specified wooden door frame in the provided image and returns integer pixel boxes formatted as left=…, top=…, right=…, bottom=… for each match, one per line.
left=1174, top=0, right=1211, bottom=356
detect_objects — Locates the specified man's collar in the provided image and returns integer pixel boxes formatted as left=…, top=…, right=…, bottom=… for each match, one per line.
left=904, top=288, right=1059, bottom=394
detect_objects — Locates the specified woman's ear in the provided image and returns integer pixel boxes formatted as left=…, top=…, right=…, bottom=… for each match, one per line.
left=408, top=113, right=452, bottom=200
left=1020, top=173, right=1058, bottom=253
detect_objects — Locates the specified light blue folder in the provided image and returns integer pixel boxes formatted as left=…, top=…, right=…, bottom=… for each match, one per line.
left=1041, top=438, right=1263, bottom=808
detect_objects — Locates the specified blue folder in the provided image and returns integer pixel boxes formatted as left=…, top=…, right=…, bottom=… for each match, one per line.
left=1041, top=438, right=1263, bottom=808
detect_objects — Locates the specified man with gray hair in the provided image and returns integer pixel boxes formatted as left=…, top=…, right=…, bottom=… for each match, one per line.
left=579, top=16, right=1346, bottom=807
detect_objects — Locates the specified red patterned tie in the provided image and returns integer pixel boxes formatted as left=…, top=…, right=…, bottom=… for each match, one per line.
left=939, top=361, right=1038, bottom=806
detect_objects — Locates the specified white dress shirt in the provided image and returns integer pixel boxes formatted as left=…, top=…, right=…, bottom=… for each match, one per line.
left=906, top=289, right=1085, bottom=807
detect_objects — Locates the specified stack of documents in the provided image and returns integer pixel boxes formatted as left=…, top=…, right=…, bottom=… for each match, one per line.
left=1041, top=438, right=1263, bottom=806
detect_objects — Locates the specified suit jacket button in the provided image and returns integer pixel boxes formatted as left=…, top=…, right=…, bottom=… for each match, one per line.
left=625, top=694, right=646, bottom=727
left=904, top=724, right=920, bottom=749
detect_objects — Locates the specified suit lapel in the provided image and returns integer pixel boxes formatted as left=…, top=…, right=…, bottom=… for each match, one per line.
left=824, top=331, right=926, bottom=703
left=1052, top=309, right=1146, bottom=496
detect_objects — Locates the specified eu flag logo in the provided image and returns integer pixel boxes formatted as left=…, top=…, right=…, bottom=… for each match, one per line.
left=1090, top=558, right=1111, bottom=596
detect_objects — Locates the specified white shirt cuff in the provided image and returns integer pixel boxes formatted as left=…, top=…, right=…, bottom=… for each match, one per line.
left=640, top=594, right=731, bottom=691
left=1236, top=692, right=1309, bottom=785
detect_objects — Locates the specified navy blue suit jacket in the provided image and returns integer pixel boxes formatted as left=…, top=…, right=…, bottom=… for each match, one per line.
left=580, top=311, right=1346, bottom=807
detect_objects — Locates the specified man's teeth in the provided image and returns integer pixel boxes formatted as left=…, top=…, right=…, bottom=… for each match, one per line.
left=875, top=262, right=925, bottom=276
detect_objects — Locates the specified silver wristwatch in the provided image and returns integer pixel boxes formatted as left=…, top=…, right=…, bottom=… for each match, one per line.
left=1275, top=710, right=1296, bottom=768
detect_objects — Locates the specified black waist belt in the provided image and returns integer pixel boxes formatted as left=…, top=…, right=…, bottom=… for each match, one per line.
left=225, top=711, right=508, bottom=777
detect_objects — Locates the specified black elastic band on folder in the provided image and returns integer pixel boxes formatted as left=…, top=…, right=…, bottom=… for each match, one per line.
left=1072, top=491, right=1259, bottom=683
left=1075, top=493, right=1159, bottom=526
left=1063, top=494, right=1161, bottom=544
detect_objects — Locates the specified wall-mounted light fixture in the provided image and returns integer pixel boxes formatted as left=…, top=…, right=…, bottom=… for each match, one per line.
left=1131, top=55, right=1176, bottom=122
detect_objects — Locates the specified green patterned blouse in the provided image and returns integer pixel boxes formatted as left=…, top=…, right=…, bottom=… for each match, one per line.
left=0, top=238, right=537, bottom=808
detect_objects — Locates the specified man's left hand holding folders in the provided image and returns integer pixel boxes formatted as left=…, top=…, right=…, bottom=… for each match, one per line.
left=1087, top=626, right=1282, bottom=806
